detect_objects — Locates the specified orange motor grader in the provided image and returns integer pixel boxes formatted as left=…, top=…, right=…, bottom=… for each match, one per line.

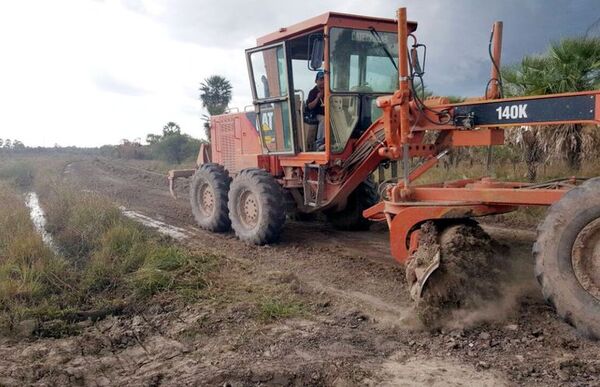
left=169, top=9, right=600, bottom=337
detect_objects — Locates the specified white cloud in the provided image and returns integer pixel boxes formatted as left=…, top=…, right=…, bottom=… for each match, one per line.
left=0, top=0, right=597, bottom=147
left=0, top=0, right=251, bottom=146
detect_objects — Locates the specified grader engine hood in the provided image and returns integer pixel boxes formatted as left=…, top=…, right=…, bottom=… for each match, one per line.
left=210, top=112, right=262, bottom=174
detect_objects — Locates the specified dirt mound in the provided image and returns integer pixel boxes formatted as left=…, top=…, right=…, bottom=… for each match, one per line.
left=413, top=221, right=509, bottom=327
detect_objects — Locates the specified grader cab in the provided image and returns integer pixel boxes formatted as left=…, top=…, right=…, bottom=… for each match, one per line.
left=169, top=9, right=600, bottom=338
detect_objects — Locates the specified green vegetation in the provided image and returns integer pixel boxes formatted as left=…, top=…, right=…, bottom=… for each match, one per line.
left=0, top=168, right=217, bottom=337
left=199, top=75, right=232, bottom=116
left=102, top=121, right=202, bottom=164
left=0, top=183, right=72, bottom=335
left=503, top=37, right=600, bottom=97
left=503, top=36, right=600, bottom=175
left=258, top=297, right=304, bottom=321
left=0, top=138, right=25, bottom=151
left=154, top=133, right=200, bottom=164
left=43, top=186, right=122, bottom=260
left=0, top=160, right=34, bottom=188
left=199, top=75, right=233, bottom=141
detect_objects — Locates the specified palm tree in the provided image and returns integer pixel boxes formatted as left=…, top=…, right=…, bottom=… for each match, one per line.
left=503, top=37, right=600, bottom=172
left=162, top=121, right=181, bottom=136
left=199, top=75, right=233, bottom=142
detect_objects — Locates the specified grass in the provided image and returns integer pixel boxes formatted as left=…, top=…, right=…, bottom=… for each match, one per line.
left=40, top=184, right=218, bottom=306
left=0, top=166, right=218, bottom=337
left=42, top=185, right=122, bottom=261
left=0, top=182, right=71, bottom=333
left=258, top=297, right=305, bottom=321
left=0, top=161, right=34, bottom=188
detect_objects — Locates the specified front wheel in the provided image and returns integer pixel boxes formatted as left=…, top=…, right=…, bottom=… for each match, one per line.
left=228, top=169, right=286, bottom=245
left=535, top=177, right=600, bottom=338
left=189, top=163, right=231, bottom=232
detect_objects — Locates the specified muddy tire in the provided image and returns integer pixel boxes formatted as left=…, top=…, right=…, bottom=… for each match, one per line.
left=228, top=168, right=286, bottom=245
left=326, top=177, right=378, bottom=231
left=534, top=177, right=600, bottom=339
left=189, top=163, right=231, bottom=232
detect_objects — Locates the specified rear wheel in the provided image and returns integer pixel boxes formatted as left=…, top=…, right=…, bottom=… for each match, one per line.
left=189, top=163, right=231, bottom=232
left=535, top=177, right=600, bottom=338
left=228, top=169, right=286, bottom=245
left=326, top=177, right=378, bottom=231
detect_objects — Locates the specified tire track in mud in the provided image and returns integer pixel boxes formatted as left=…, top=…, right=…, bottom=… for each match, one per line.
left=67, top=158, right=409, bottom=309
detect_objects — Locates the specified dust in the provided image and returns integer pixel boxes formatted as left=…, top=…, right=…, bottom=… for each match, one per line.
left=446, top=254, right=539, bottom=329
left=414, top=221, right=535, bottom=329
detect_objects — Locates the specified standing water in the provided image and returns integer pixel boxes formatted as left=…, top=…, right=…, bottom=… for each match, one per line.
left=119, top=206, right=190, bottom=240
left=24, top=192, right=58, bottom=254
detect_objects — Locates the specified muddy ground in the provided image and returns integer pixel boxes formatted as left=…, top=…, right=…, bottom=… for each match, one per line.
left=1, top=157, right=600, bottom=386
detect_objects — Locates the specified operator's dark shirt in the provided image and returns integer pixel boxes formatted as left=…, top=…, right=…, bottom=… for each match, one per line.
left=307, top=86, right=325, bottom=116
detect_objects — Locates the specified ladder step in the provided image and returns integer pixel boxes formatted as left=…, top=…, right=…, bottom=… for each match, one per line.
left=303, top=163, right=326, bottom=207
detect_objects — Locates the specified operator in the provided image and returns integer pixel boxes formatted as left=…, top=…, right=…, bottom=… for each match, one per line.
left=306, top=71, right=325, bottom=151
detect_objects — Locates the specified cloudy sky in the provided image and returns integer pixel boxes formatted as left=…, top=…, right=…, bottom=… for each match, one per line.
left=0, top=0, right=598, bottom=147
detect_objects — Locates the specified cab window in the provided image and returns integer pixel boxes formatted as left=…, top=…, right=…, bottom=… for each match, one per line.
left=248, top=45, right=293, bottom=153
left=328, top=27, right=398, bottom=153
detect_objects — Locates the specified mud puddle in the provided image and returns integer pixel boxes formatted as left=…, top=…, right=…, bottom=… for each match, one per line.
left=119, top=206, right=190, bottom=240
left=24, top=192, right=58, bottom=253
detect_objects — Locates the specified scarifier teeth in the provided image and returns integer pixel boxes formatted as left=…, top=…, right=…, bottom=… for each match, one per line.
left=409, top=251, right=441, bottom=302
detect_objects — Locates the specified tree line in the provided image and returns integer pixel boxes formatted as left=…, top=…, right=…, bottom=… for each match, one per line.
left=0, top=139, right=25, bottom=151
left=102, top=75, right=233, bottom=163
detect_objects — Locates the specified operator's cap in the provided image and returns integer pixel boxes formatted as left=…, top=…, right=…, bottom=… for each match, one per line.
left=315, top=71, right=324, bottom=81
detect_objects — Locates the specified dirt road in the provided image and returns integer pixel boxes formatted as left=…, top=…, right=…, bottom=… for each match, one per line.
left=1, top=157, right=599, bottom=386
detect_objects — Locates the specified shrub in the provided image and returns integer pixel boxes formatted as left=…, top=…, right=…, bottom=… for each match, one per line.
left=0, top=161, right=34, bottom=188
left=152, top=133, right=201, bottom=164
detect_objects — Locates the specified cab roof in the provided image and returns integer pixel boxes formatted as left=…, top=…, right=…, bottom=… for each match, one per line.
left=256, top=11, right=418, bottom=47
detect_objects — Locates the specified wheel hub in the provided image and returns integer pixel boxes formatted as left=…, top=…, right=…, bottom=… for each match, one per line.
left=572, top=218, right=600, bottom=301
left=238, top=189, right=259, bottom=229
left=197, top=183, right=215, bottom=216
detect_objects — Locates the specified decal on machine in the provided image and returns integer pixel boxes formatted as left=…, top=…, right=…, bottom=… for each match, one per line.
left=260, top=110, right=275, bottom=144
left=496, top=104, right=527, bottom=120
left=453, top=95, right=595, bottom=126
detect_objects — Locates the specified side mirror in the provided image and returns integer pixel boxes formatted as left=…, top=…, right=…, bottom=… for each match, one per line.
left=308, top=35, right=324, bottom=71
